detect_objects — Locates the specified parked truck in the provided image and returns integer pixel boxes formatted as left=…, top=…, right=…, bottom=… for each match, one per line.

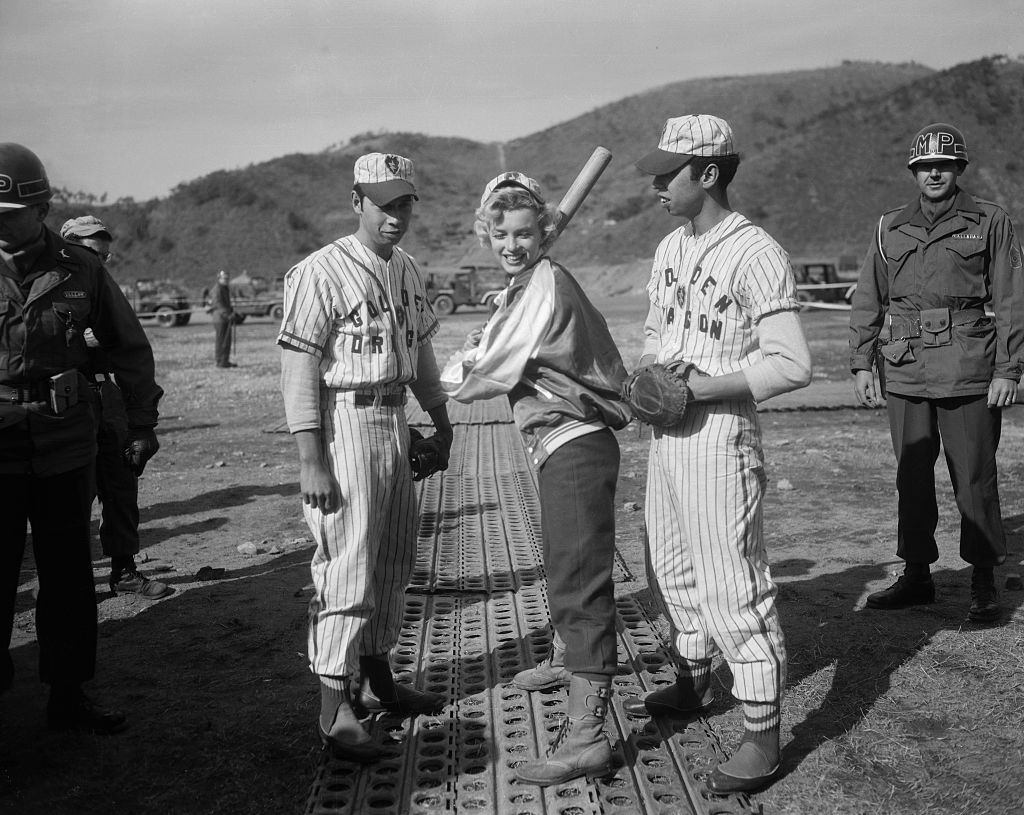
left=425, top=266, right=508, bottom=316
left=791, top=256, right=860, bottom=307
left=121, top=279, right=192, bottom=327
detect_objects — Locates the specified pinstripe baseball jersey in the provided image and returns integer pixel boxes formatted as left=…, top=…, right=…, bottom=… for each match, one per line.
left=277, top=235, right=438, bottom=387
left=644, top=212, right=799, bottom=373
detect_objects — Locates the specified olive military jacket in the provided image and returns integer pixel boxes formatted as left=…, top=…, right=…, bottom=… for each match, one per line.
left=849, top=189, right=1024, bottom=398
left=0, top=228, right=163, bottom=475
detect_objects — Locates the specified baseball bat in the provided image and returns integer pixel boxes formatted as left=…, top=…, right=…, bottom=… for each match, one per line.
left=542, top=146, right=613, bottom=250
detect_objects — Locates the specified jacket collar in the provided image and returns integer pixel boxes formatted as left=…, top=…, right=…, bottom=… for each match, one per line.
left=889, top=187, right=983, bottom=229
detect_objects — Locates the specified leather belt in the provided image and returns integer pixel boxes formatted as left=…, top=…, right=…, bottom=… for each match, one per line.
left=0, top=381, right=49, bottom=404
left=352, top=391, right=406, bottom=408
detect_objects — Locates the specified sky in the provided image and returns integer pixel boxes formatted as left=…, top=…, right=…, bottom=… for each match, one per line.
left=2, top=0, right=1020, bottom=202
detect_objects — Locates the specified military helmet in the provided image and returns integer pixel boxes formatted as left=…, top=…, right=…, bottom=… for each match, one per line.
left=907, top=123, right=969, bottom=167
left=0, top=143, right=52, bottom=209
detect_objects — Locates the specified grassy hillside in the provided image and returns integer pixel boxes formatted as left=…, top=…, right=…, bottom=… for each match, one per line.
left=46, top=57, right=1024, bottom=298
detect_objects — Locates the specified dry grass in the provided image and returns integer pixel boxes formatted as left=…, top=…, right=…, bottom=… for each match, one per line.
left=2, top=302, right=1022, bottom=815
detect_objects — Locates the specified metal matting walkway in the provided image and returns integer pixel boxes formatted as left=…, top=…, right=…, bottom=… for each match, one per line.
left=305, top=401, right=757, bottom=815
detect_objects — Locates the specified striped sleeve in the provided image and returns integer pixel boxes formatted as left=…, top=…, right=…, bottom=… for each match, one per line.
left=277, top=258, right=332, bottom=355
left=736, top=243, right=799, bottom=323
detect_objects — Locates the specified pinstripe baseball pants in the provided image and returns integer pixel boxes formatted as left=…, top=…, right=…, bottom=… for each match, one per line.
left=644, top=399, right=786, bottom=704
left=304, top=392, right=418, bottom=680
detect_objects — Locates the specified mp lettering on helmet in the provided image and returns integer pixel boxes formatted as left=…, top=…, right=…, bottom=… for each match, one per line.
left=907, top=123, right=969, bottom=166
left=914, top=131, right=958, bottom=158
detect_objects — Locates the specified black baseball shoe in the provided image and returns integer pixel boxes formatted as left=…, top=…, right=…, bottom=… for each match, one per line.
left=47, top=686, right=127, bottom=734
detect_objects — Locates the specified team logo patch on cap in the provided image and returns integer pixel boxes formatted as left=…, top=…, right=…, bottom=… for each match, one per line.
left=385, top=155, right=400, bottom=174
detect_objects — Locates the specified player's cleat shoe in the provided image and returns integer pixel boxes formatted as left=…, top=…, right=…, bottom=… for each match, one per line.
left=318, top=703, right=386, bottom=763
left=47, top=687, right=127, bottom=734
left=353, top=681, right=446, bottom=717
left=968, top=568, right=1000, bottom=623
left=622, top=678, right=713, bottom=717
left=109, top=568, right=172, bottom=600
left=706, top=741, right=780, bottom=794
left=865, top=575, right=935, bottom=609
left=353, top=655, right=445, bottom=717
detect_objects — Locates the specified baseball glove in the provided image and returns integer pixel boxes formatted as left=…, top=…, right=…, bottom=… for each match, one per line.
left=620, top=361, right=696, bottom=427
left=408, top=428, right=452, bottom=481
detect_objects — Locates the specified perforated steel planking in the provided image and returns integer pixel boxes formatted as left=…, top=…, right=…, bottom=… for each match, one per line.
left=305, top=404, right=758, bottom=815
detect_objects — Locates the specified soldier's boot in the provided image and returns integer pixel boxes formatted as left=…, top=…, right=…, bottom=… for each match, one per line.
left=623, top=658, right=713, bottom=717
left=515, top=673, right=613, bottom=787
left=513, top=630, right=571, bottom=691
left=865, top=562, right=935, bottom=609
left=318, top=681, right=386, bottom=763
left=968, top=566, right=1000, bottom=623
left=353, top=655, right=446, bottom=717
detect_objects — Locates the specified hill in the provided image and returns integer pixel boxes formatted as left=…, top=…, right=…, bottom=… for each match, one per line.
left=46, top=57, right=1024, bottom=297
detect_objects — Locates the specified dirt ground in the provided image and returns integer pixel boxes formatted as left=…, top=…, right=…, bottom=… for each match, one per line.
left=2, top=301, right=1023, bottom=815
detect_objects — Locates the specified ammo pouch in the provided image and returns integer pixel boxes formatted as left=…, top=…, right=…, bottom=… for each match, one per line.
left=920, top=307, right=951, bottom=347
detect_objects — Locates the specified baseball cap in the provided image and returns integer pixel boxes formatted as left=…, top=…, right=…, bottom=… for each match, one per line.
left=479, top=171, right=545, bottom=207
left=635, top=114, right=737, bottom=176
left=354, top=152, right=418, bottom=206
left=60, top=215, right=112, bottom=241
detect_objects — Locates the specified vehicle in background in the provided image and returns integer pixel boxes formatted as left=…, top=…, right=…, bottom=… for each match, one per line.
left=791, top=256, right=860, bottom=307
left=202, top=273, right=285, bottom=322
left=121, top=279, right=192, bottom=326
left=425, top=266, right=509, bottom=316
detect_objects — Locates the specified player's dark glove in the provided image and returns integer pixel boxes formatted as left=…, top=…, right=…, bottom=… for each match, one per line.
left=123, top=427, right=160, bottom=476
left=408, top=428, right=452, bottom=481
left=620, top=361, right=697, bottom=427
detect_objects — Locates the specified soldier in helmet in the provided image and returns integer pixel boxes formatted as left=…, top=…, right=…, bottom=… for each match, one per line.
left=0, top=144, right=163, bottom=732
left=850, top=123, right=1024, bottom=623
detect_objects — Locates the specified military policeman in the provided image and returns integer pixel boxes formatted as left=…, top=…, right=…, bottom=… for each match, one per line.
left=0, top=143, right=163, bottom=732
left=850, top=123, right=1024, bottom=623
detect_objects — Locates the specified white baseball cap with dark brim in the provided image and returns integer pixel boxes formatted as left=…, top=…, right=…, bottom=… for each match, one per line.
left=60, top=215, right=112, bottom=241
left=479, top=171, right=545, bottom=207
left=636, top=114, right=737, bottom=175
left=354, top=152, right=418, bottom=206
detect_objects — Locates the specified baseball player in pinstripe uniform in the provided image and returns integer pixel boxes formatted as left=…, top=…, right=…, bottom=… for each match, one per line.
left=624, top=115, right=812, bottom=794
left=278, top=152, right=453, bottom=762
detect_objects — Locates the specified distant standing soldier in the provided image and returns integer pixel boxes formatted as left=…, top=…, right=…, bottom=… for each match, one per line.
left=60, top=216, right=171, bottom=600
left=212, top=269, right=236, bottom=368
left=0, top=143, right=163, bottom=732
left=850, top=122, right=1024, bottom=622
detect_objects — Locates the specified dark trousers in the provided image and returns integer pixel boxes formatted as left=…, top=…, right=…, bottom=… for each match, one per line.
left=888, top=393, right=1006, bottom=567
left=214, top=315, right=232, bottom=365
left=0, top=466, right=98, bottom=691
left=92, top=389, right=140, bottom=559
left=538, top=429, right=619, bottom=676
